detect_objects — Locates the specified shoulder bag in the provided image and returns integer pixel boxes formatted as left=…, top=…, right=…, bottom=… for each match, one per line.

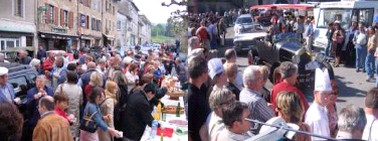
left=79, top=106, right=99, bottom=133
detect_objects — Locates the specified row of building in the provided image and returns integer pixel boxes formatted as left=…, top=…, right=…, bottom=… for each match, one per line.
left=0, top=0, right=151, bottom=55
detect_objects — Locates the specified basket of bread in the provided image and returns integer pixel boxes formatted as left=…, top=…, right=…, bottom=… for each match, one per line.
left=163, top=105, right=185, bottom=114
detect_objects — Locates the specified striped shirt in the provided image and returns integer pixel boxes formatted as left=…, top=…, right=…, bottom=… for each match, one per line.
left=239, top=88, right=274, bottom=133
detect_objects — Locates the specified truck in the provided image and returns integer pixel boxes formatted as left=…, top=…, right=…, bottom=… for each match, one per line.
left=312, top=0, right=378, bottom=50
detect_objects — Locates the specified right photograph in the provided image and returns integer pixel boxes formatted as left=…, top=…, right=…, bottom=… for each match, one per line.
left=187, top=0, right=378, bottom=140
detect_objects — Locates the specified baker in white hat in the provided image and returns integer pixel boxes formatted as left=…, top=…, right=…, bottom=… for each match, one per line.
left=305, top=68, right=332, bottom=140
left=0, top=67, right=19, bottom=104
left=207, top=58, right=227, bottom=91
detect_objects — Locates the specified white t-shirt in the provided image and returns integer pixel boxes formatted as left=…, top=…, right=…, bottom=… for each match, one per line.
left=206, top=112, right=225, bottom=141
left=362, top=114, right=378, bottom=141
left=305, top=102, right=330, bottom=140
left=125, top=71, right=139, bottom=92
left=356, top=32, right=367, bottom=45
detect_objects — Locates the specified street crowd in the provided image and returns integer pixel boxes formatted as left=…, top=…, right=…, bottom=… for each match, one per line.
left=0, top=42, right=188, bottom=141
left=187, top=8, right=378, bottom=141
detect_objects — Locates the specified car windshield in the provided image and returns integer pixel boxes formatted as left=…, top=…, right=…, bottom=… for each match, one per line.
left=239, top=24, right=264, bottom=34
left=317, top=8, right=352, bottom=29
left=273, top=33, right=300, bottom=42
left=236, top=17, right=252, bottom=24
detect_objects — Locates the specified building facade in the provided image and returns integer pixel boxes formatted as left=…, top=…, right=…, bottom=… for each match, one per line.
left=116, top=11, right=127, bottom=48
left=0, top=0, right=37, bottom=56
left=128, top=0, right=139, bottom=46
left=102, top=0, right=117, bottom=47
left=37, top=0, right=78, bottom=51
left=137, top=14, right=151, bottom=45
left=78, top=0, right=103, bottom=48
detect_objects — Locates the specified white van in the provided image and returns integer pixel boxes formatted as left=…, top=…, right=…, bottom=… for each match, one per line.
left=312, top=0, right=378, bottom=50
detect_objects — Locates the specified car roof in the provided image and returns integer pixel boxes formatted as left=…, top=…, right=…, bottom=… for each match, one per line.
left=0, top=63, right=37, bottom=78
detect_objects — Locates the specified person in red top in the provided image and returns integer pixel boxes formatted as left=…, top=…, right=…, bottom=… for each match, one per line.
left=271, top=61, right=309, bottom=115
left=196, top=20, right=210, bottom=49
left=43, top=52, right=55, bottom=72
left=53, top=94, right=75, bottom=125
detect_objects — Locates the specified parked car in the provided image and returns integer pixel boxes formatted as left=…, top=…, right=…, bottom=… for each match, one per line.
left=0, top=63, right=39, bottom=120
left=233, top=23, right=266, bottom=53
left=234, top=14, right=254, bottom=35
left=240, top=32, right=332, bottom=89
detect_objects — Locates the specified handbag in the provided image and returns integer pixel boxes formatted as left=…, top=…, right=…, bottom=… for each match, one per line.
left=79, top=107, right=98, bottom=133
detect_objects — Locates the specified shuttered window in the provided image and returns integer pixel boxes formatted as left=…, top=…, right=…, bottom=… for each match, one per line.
left=68, top=12, right=74, bottom=28
left=54, top=7, right=59, bottom=25
left=63, top=10, right=68, bottom=27
left=14, top=0, right=23, bottom=17
left=86, top=16, right=90, bottom=29
left=49, top=5, right=54, bottom=24
left=45, top=3, right=49, bottom=24
left=60, top=9, right=64, bottom=26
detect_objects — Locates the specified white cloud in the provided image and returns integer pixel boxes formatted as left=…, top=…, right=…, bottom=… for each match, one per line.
left=133, top=0, right=186, bottom=24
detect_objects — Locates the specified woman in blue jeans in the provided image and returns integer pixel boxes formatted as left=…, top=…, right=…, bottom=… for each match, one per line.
left=366, top=27, right=377, bottom=82
left=353, top=25, right=367, bottom=72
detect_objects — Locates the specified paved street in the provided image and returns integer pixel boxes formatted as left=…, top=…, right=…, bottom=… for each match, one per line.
left=217, top=27, right=374, bottom=112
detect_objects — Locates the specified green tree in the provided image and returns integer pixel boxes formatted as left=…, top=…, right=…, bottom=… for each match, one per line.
left=151, top=24, right=165, bottom=37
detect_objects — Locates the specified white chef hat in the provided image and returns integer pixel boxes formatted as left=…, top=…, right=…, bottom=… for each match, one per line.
left=208, top=58, right=224, bottom=80
left=246, top=117, right=299, bottom=141
left=314, top=68, right=332, bottom=92
left=0, top=67, right=8, bottom=76
left=122, top=56, right=134, bottom=64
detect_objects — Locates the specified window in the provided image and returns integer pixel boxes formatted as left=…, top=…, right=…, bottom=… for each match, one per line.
left=63, top=10, right=68, bottom=27
left=117, top=20, right=121, bottom=30
left=81, top=14, right=86, bottom=27
left=0, top=38, right=20, bottom=52
left=86, top=16, right=90, bottom=29
left=106, top=1, right=108, bottom=11
left=317, top=9, right=352, bottom=29
left=97, top=20, right=101, bottom=31
left=353, top=9, right=374, bottom=27
left=26, top=37, right=33, bottom=46
left=14, top=0, right=23, bottom=17
left=92, top=18, right=95, bottom=30
left=49, top=5, right=54, bottom=24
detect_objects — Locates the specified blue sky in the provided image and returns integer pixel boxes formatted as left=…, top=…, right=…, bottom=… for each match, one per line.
left=133, top=0, right=186, bottom=24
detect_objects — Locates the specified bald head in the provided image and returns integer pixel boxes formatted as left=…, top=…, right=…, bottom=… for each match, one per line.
left=87, top=62, right=96, bottom=69
left=39, top=95, right=55, bottom=111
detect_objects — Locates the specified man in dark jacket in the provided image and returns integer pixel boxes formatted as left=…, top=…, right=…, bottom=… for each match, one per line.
left=23, top=77, right=54, bottom=141
left=123, top=83, right=156, bottom=141
left=36, top=45, right=47, bottom=61
left=15, top=50, right=31, bottom=65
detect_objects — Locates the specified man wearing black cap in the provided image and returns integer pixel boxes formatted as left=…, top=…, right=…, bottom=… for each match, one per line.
left=123, top=82, right=157, bottom=141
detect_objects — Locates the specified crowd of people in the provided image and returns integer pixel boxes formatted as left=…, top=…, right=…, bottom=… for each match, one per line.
left=187, top=35, right=378, bottom=140
left=0, top=42, right=188, bottom=141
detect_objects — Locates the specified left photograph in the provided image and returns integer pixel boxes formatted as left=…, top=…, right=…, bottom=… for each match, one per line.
left=0, top=0, right=188, bottom=141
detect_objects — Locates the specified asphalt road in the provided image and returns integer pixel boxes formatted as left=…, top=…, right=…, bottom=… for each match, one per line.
left=216, top=26, right=374, bottom=112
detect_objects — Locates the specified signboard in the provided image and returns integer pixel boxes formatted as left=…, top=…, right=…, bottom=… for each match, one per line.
left=51, top=28, right=67, bottom=33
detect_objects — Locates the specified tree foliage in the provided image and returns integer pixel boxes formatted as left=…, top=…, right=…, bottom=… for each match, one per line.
left=151, top=24, right=165, bottom=37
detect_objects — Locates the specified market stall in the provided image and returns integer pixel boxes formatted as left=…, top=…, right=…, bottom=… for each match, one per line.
left=140, top=76, right=188, bottom=141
